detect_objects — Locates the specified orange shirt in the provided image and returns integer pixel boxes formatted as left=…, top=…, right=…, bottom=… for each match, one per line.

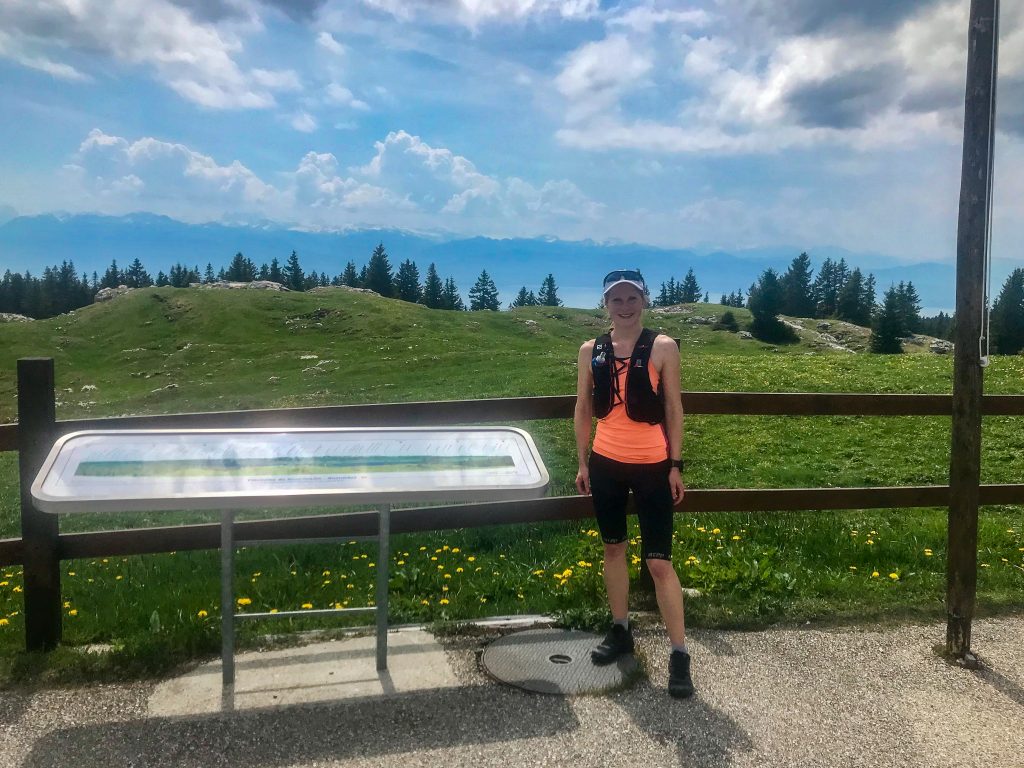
left=592, top=355, right=669, bottom=464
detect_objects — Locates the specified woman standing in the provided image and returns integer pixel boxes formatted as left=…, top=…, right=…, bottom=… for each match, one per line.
left=574, top=268, right=694, bottom=698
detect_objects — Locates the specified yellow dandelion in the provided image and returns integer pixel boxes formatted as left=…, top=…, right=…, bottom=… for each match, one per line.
left=452, top=547, right=461, bottom=553
left=69, top=609, right=78, bottom=616
left=0, top=618, right=9, bottom=627
left=849, top=566, right=857, bottom=571
left=321, top=570, right=330, bottom=576
left=431, top=556, right=438, bottom=561
left=68, top=571, right=76, bottom=576
left=347, top=583, right=354, bottom=589
left=237, top=597, right=252, bottom=606
left=419, top=546, right=427, bottom=551
left=397, top=560, right=406, bottom=565
left=871, top=571, right=880, bottom=578
left=866, top=539, right=874, bottom=545
left=197, top=610, right=208, bottom=618
left=475, top=566, right=482, bottom=572
left=13, top=586, right=22, bottom=592
left=0, top=581, right=7, bottom=587
left=889, top=573, right=899, bottom=580
left=981, top=563, right=990, bottom=568
left=467, top=556, right=476, bottom=562
left=442, top=585, right=449, bottom=591
left=712, top=528, right=721, bottom=535
left=577, top=560, right=588, bottom=567
left=480, top=597, right=488, bottom=603
left=440, top=598, right=450, bottom=605
left=368, top=563, right=375, bottom=568
left=456, top=567, right=464, bottom=573
left=444, top=573, right=452, bottom=579
left=437, top=564, right=444, bottom=571
left=63, top=601, right=71, bottom=608
left=421, top=599, right=430, bottom=605
left=732, top=535, right=741, bottom=541
left=301, top=602, right=313, bottom=609
left=924, top=549, right=933, bottom=556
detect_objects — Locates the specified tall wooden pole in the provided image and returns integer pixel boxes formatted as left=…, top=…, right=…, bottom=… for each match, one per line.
left=17, top=358, right=62, bottom=651
left=947, top=0, right=999, bottom=661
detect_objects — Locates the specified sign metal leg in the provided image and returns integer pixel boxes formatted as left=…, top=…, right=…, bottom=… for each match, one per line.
left=376, top=503, right=390, bottom=671
left=221, top=509, right=235, bottom=686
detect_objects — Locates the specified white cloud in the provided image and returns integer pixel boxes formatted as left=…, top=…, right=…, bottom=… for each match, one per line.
left=607, top=5, right=711, bottom=34
left=290, top=111, right=318, bottom=132
left=67, top=128, right=278, bottom=220
left=0, top=0, right=300, bottom=109
left=555, top=35, right=653, bottom=123
left=251, top=68, right=302, bottom=91
left=325, top=83, right=370, bottom=110
left=553, top=0, right=1024, bottom=154
left=58, top=128, right=602, bottom=236
left=316, top=30, right=345, bottom=55
left=360, top=0, right=599, bottom=27
left=0, top=29, right=91, bottom=81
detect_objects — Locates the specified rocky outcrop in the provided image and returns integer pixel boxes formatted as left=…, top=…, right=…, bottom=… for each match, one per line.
left=0, top=312, right=33, bottom=322
left=189, top=280, right=289, bottom=291
left=95, top=285, right=132, bottom=302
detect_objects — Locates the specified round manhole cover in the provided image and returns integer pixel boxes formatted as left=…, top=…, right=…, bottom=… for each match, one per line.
left=481, top=628, right=640, bottom=695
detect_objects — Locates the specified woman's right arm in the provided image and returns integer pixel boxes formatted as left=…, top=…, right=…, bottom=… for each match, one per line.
left=574, top=340, right=595, bottom=495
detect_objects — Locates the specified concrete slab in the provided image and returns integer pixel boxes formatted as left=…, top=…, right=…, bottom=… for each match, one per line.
left=147, top=628, right=458, bottom=716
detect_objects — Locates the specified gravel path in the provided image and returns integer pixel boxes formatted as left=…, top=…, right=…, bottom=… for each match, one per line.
left=2, top=616, right=1023, bottom=768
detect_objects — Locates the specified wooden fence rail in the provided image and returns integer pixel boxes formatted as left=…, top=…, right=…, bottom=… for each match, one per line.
left=4, top=372, right=1024, bottom=650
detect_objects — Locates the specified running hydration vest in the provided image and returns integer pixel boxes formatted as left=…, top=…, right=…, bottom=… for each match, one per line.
left=591, top=327, right=665, bottom=424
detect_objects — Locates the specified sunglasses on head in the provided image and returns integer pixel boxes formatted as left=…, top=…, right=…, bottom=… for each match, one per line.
left=602, top=269, right=646, bottom=289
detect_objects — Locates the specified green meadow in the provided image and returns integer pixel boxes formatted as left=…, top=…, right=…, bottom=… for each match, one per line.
left=0, top=286, right=1022, bottom=683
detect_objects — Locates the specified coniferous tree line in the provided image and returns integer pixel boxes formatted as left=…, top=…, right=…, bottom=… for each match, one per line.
left=5, top=247, right=1024, bottom=354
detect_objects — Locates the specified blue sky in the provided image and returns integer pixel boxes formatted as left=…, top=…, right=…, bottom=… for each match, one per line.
left=1, top=0, right=1023, bottom=270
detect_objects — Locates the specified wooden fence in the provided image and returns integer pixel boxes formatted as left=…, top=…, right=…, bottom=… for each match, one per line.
left=4, top=357, right=1024, bottom=650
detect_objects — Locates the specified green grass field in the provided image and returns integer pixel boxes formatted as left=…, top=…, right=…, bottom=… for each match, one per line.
left=0, top=286, right=1022, bottom=684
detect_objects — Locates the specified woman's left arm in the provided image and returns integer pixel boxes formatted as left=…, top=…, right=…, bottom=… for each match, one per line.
left=655, top=335, right=685, bottom=504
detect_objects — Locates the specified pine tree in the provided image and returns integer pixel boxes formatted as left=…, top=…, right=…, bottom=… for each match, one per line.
left=395, top=259, right=422, bottom=303
left=225, top=252, right=257, bottom=282
left=781, top=252, right=816, bottom=317
left=365, top=243, right=394, bottom=297
left=204, top=263, right=215, bottom=284
left=341, top=260, right=359, bottom=288
left=283, top=250, right=304, bottom=291
left=703, top=291, right=709, bottom=303
left=896, top=281, right=922, bottom=334
left=537, top=273, right=562, bottom=306
left=812, top=258, right=836, bottom=317
left=469, top=269, right=501, bottom=311
left=510, top=286, right=538, bottom=308
left=124, top=258, right=153, bottom=288
left=443, top=276, right=465, bottom=310
left=421, top=263, right=445, bottom=308
left=719, top=294, right=728, bottom=305
left=258, top=263, right=270, bottom=280
left=991, top=268, right=1024, bottom=355
left=268, top=257, right=284, bottom=285
left=836, top=268, right=869, bottom=326
left=100, top=259, right=122, bottom=289
left=156, top=271, right=168, bottom=287
left=680, top=269, right=701, bottom=303
left=871, top=286, right=905, bottom=353
left=748, top=268, right=797, bottom=343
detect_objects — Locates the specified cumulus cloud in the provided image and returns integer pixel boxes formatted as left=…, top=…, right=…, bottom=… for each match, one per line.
left=555, top=35, right=653, bottom=123
left=0, top=0, right=300, bottom=109
left=360, top=0, right=599, bottom=27
left=316, top=31, right=345, bottom=55
left=290, top=111, right=318, bottom=132
left=67, top=128, right=278, bottom=218
left=554, top=0, right=1024, bottom=153
left=325, top=83, right=370, bottom=110
left=60, top=128, right=603, bottom=235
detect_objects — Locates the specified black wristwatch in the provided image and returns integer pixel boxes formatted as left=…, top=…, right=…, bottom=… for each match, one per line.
left=670, top=459, right=684, bottom=470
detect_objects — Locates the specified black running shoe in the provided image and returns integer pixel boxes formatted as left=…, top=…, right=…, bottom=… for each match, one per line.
left=591, top=624, right=634, bottom=665
left=668, top=650, right=695, bottom=698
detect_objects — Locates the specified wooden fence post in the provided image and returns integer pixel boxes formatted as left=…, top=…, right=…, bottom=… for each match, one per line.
left=17, top=358, right=61, bottom=651
left=947, top=0, right=999, bottom=661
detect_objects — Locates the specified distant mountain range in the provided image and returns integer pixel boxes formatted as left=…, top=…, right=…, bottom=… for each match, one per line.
left=0, top=211, right=1001, bottom=313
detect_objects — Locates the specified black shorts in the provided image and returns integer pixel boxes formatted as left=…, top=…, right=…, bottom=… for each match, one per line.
left=588, top=451, right=674, bottom=561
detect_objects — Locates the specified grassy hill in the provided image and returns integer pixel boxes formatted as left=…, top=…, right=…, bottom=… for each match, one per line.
left=0, top=286, right=1022, bottom=683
